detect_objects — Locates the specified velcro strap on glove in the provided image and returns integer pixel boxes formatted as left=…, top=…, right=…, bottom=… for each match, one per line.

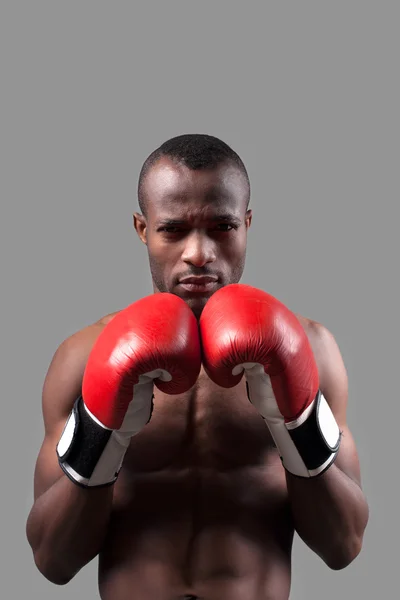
left=264, top=390, right=342, bottom=478
left=56, top=396, right=141, bottom=488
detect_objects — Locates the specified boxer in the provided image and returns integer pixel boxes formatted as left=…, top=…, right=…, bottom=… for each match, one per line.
left=26, top=134, right=369, bottom=599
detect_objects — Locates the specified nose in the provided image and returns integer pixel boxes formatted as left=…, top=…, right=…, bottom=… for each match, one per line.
left=181, top=231, right=216, bottom=268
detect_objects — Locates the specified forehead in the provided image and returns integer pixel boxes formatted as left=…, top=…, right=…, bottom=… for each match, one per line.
left=143, top=157, right=248, bottom=218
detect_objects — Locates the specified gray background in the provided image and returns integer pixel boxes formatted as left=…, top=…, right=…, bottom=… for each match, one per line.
left=1, top=2, right=398, bottom=598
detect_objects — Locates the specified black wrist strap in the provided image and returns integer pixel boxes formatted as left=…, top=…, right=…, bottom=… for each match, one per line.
left=57, top=396, right=113, bottom=478
left=57, top=396, right=119, bottom=487
left=287, top=390, right=342, bottom=475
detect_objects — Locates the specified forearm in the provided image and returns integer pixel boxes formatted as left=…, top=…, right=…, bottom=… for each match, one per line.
left=286, top=462, right=369, bottom=569
left=26, top=475, right=114, bottom=584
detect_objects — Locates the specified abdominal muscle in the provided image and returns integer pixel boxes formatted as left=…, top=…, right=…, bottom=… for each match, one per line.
left=97, top=372, right=295, bottom=600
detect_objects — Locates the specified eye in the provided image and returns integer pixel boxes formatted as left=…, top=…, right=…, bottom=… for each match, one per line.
left=214, top=223, right=236, bottom=232
left=161, top=226, right=181, bottom=233
left=157, top=225, right=185, bottom=234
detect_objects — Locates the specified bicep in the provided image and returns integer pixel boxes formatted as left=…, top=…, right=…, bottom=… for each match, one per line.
left=314, top=324, right=362, bottom=486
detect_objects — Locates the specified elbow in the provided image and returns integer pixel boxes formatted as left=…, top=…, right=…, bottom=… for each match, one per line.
left=27, top=526, right=74, bottom=585
left=324, top=507, right=369, bottom=571
left=324, top=535, right=363, bottom=571
left=32, top=550, right=75, bottom=586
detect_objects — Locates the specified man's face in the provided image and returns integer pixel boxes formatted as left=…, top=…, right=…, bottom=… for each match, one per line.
left=134, top=157, right=252, bottom=318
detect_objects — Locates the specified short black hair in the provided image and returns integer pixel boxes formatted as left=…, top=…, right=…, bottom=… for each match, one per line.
left=137, top=133, right=250, bottom=215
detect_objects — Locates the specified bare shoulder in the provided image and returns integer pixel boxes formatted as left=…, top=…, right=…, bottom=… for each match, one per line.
left=294, top=312, right=348, bottom=425
left=97, top=310, right=121, bottom=326
left=294, top=312, right=323, bottom=339
left=294, top=313, right=340, bottom=361
left=41, top=309, right=121, bottom=434
left=58, top=308, right=121, bottom=358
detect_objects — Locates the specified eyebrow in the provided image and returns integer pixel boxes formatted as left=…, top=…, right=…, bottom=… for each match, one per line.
left=156, top=214, right=242, bottom=226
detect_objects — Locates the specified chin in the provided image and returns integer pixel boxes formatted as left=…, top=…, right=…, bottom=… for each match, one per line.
left=182, top=296, right=209, bottom=319
left=172, top=283, right=227, bottom=318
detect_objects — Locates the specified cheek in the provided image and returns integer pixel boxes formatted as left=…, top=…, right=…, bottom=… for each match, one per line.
left=222, top=232, right=247, bottom=261
left=147, top=235, right=181, bottom=266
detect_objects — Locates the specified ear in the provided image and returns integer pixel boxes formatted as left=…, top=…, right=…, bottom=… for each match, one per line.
left=133, top=212, right=147, bottom=244
left=245, top=209, right=252, bottom=229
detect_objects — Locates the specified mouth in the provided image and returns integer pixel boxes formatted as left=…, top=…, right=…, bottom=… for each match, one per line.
left=178, top=276, right=219, bottom=294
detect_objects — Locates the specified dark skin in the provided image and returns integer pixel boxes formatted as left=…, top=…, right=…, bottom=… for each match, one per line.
left=26, top=157, right=369, bottom=599
left=135, top=157, right=252, bottom=318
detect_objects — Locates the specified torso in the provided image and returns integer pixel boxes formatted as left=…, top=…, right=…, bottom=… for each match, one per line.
left=91, top=311, right=320, bottom=600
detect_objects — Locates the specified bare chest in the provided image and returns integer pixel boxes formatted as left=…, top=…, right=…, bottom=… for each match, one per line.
left=95, top=310, right=320, bottom=598
left=122, top=371, right=278, bottom=473
left=107, top=371, right=290, bottom=550
left=100, top=372, right=293, bottom=597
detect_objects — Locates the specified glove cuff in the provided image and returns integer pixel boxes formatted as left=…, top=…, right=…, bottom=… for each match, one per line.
left=266, top=391, right=342, bottom=478
left=56, top=397, right=128, bottom=488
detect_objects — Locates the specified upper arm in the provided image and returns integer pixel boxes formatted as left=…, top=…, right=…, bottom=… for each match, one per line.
left=33, top=325, right=101, bottom=500
left=310, top=322, right=363, bottom=486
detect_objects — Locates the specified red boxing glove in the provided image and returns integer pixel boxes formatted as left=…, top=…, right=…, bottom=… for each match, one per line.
left=57, top=293, right=201, bottom=487
left=200, top=284, right=341, bottom=478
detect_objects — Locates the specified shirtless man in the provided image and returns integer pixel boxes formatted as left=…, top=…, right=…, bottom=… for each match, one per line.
left=26, top=134, right=369, bottom=599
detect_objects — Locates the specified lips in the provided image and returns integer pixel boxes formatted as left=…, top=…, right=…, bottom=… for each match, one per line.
left=178, top=276, right=219, bottom=294
left=179, top=276, right=218, bottom=284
